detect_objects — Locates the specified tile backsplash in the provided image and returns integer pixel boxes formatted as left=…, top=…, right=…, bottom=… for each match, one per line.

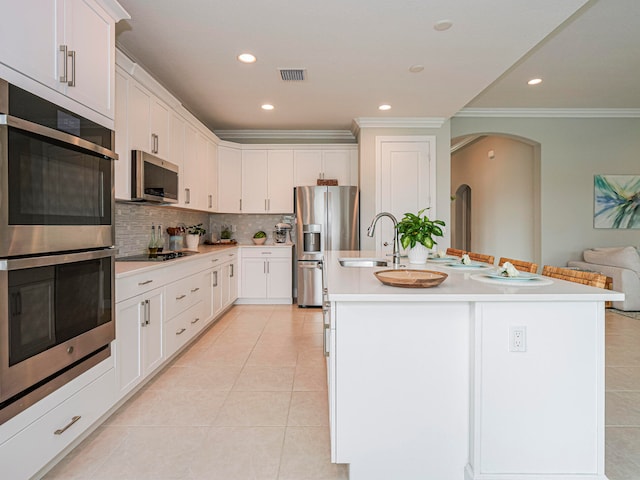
left=115, top=203, right=295, bottom=257
left=115, top=203, right=209, bottom=257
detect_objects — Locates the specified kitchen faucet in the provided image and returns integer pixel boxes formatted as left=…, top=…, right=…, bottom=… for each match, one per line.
left=367, top=212, right=400, bottom=266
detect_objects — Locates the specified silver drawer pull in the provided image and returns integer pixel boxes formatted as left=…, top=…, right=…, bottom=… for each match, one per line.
left=138, top=280, right=153, bottom=285
left=54, top=415, right=81, bottom=435
left=191, top=317, right=200, bottom=324
left=176, top=328, right=186, bottom=335
left=211, top=258, right=219, bottom=263
left=190, top=287, right=200, bottom=293
left=176, top=294, right=187, bottom=300
left=261, top=252, right=272, bottom=254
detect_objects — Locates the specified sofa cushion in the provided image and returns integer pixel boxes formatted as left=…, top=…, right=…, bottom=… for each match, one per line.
left=584, top=246, right=640, bottom=276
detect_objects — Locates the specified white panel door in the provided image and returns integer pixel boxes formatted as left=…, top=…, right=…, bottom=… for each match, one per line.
left=267, top=150, right=294, bottom=213
left=241, top=259, right=268, bottom=298
left=242, top=150, right=268, bottom=213
left=150, top=98, right=169, bottom=159
left=266, top=258, right=292, bottom=299
left=114, top=69, right=130, bottom=199
left=127, top=82, right=151, bottom=152
left=62, top=0, right=113, bottom=118
left=169, top=112, right=186, bottom=206
left=0, top=0, right=58, bottom=91
left=206, top=140, right=218, bottom=211
left=217, top=146, right=242, bottom=213
left=294, top=150, right=323, bottom=186
left=378, top=138, right=435, bottom=256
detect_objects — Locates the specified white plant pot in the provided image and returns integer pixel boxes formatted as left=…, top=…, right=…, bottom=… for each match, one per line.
left=185, top=234, right=200, bottom=251
left=407, top=243, right=429, bottom=264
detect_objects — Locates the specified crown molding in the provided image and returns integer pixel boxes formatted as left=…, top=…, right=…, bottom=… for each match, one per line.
left=95, top=0, right=131, bottom=22
left=213, top=129, right=356, bottom=143
left=351, top=117, right=447, bottom=137
left=456, top=108, right=640, bottom=118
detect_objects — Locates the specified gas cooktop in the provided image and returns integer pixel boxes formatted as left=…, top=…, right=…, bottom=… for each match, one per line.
left=117, top=251, right=195, bottom=262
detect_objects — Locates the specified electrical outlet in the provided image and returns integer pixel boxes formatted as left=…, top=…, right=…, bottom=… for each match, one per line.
left=509, top=326, right=527, bottom=352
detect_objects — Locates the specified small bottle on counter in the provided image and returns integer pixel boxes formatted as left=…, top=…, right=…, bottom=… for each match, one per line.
left=148, top=224, right=157, bottom=258
left=155, top=224, right=164, bottom=253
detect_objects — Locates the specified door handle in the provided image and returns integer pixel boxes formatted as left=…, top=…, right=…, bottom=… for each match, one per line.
left=209, top=194, right=213, bottom=209
left=67, top=50, right=76, bottom=87
left=54, top=415, right=81, bottom=435
left=191, top=317, right=200, bottom=325
left=59, top=45, right=68, bottom=83
left=185, top=188, right=191, bottom=204
left=190, top=287, right=200, bottom=293
left=176, top=294, right=187, bottom=300
left=213, top=270, right=218, bottom=286
left=176, top=328, right=186, bottom=335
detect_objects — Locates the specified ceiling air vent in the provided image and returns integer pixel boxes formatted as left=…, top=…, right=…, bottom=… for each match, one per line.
left=279, top=68, right=306, bottom=81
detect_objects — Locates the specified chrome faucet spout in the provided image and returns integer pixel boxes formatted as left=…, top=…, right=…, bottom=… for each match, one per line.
left=367, top=212, right=400, bottom=265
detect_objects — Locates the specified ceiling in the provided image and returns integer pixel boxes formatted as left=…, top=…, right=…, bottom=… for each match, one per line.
left=114, top=0, right=640, bottom=135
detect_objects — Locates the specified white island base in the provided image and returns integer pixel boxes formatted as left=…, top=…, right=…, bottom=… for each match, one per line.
left=325, top=252, right=619, bottom=480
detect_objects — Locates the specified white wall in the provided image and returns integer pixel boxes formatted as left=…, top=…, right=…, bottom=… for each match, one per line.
left=451, top=135, right=537, bottom=264
left=451, top=117, right=640, bottom=266
left=357, top=122, right=452, bottom=251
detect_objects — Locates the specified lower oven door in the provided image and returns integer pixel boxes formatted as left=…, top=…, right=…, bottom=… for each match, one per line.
left=0, top=249, right=115, bottom=403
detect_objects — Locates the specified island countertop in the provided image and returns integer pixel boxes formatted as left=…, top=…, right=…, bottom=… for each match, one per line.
left=325, top=250, right=624, bottom=303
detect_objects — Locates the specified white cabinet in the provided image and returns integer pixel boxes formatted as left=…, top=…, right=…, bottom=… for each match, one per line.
left=241, top=149, right=294, bottom=213
left=206, top=140, right=218, bottom=211
left=182, top=123, right=205, bottom=209
left=294, top=148, right=358, bottom=186
left=170, top=111, right=186, bottom=204
left=218, top=145, right=242, bottom=213
left=114, top=67, right=131, bottom=199
left=239, top=247, right=292, bottom=304
left=220, top=252, right=239, bottom=308
left=127, top=81, right=170, bottom=159
left=0, top=0, right=122, bottom=121
left=114, top=287, right=164, bottom=400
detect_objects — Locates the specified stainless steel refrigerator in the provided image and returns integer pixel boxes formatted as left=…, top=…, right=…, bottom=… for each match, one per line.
left=295, top=186, right=359, bottom=307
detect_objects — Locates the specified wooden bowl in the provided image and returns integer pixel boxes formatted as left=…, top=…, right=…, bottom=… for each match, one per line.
left=374, top=269, right=448, bottom=288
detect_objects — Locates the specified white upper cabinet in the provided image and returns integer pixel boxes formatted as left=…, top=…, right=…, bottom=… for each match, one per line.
left=0, top=0, right=124, bottom=123
left=294, top=148, right=358, bottom=186
left=206, top=140, right=218, bottom=211
left=127, top=81, right=170, bottom=159
left=218, top=145, right=242, bottom=213
left=241, top=149, right=294, bottom=213
left=114, top=68, right=130, bottom=199
left=169, top=111, right=186, bottom=205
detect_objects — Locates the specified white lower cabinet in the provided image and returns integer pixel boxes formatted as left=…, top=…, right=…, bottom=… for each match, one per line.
left=114, top=287, right=164, bottom=400
left=0, top=367, right=115, bottom=480
left=238, top=247, right=292, bottom=304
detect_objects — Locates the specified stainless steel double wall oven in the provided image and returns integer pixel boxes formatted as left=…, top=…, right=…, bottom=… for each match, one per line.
left=0, top=79, right=117, bottom=423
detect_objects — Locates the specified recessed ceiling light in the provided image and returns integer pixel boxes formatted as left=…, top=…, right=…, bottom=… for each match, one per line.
left=238, top=53, right=256, bottom=64
left=409, top=64, right=424, bottom=73
left=527, top=78, right=543, bottom=85
left=433, top=20, right=453, bottom=31
left=261, top=104, right=274, bottom=110
left=378, top=104, right=392, bottom=111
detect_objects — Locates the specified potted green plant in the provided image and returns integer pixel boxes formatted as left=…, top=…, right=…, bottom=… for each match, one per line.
left=396, top=208, right=445, bottom=264
left=220, top=224, right=232, bottom=243
left=185, top=223, right=206, bottom=251
left=252, top=230, right=267, bottom=245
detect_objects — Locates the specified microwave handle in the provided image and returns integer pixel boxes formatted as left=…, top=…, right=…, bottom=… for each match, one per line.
left=0, top=115, right=117, bottom=160
left=0, top=248, right=115, bottom=271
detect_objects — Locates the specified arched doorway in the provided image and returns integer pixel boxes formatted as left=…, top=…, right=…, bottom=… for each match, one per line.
left=450, top=134, right=541, bottom=264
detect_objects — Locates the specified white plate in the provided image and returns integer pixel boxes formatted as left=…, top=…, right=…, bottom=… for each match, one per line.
left=428, top=256, right=459, bottom=262
left=484, top=272, right=539, bottom=281
left=445, top=262, right=490, bottom=269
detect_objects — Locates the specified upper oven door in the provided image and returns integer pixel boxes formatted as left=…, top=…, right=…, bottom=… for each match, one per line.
left=0, top=115, right=116, bottom=257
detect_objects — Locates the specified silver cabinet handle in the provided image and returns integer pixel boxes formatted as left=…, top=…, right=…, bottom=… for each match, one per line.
left=176, top=328, right=186, bottom=335
left=261, top=251, right=272, bottom=255
left=323, top=323, right=330, bottom=357
left=263, top=261, right=266, bottom=274
left=138, top=279, right=153, bottom=286
left=140, top=301, right=146, bottom=326
left=208, top=194, right=213, bottom=209
left=190, top=287, right=200, bottom=293
left=176, top=294, right=187, bottom=300
left=54, top=415, right=81, bottom=435
left=211, top=258, right=219, bottom=263
left=230, top=264, right=234, bottom=277
left=67, top=50, right=76, bottom=87
left=239, top=199, right=242, bottom=211
left=213, top=270, right=218, bottom=286
left=145, top=299, right=150, bottom=325
left=267, top=261, right=270, bottom=274
left=191, top=317, right=200, bottom=325
left=59, top=45, right=68, bottom=83
left=155, top=134, right=159, bottom=153
left=268, top=199, right=270, bottom=211
left=185, top=188, right=191, bottom=204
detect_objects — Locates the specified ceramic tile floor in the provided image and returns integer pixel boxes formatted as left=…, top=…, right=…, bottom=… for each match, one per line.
left=42, top=306, right=640, bottom=479
left=43, top=305, right=348, bottom=480
left=605, top=309, right=640, bottom=479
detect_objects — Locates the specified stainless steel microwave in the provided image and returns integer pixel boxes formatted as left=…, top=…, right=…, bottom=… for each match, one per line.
left=131, top=150, right=179, bottom=204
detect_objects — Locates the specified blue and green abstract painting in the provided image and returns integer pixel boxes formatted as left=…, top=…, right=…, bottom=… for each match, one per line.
left=594, top=175, right=640, bottom=229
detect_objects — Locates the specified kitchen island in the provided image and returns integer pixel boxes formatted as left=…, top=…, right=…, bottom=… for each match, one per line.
left=324, top=251, right=623, bottom=480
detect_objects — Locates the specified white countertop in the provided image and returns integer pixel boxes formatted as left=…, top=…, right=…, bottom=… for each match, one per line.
left=115, top=243, right=292, bottom=277
left=325, top=250, right=625, bottom=303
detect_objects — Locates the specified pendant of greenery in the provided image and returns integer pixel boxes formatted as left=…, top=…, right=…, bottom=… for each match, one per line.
left=396, top=208, right=445, bottom=249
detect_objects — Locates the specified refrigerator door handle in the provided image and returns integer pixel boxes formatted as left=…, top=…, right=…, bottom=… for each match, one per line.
left=325, top=190, right=331, bottom=251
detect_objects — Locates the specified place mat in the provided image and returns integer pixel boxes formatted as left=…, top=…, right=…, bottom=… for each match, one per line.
left=443, top=262, right=491, bottom=270
left=470, top=273, right=553, bottom=286
left=374, top=269, right=448, bottom=288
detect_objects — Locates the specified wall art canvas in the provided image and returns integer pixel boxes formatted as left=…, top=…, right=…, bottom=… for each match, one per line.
left=594, top=175, right=640, bottom=228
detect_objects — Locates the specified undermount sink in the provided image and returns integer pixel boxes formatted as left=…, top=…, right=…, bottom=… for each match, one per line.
left=338, top=258, right=389, bottom=268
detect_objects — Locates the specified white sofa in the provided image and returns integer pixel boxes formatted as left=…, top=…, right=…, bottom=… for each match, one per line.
left=568, top=246, right=640, bottom=311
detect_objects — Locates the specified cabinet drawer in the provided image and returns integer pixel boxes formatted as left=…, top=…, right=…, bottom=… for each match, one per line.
left=241, top=247, right=291, bottom=259
left=165, top=274, right=205, bottom=319
left=165, top=301, right=204, bottom=358
left=0, top=368, right=115, bottom=480
left=116, top=269, right=166, bottom=303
